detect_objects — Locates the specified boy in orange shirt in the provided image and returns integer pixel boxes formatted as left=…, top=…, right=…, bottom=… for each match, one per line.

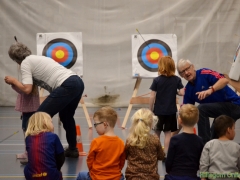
left=76, top=106, right=125, bottom=180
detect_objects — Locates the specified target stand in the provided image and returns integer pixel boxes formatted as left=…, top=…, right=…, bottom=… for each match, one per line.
left=125, top=34, right=178, bottom=128
left=121, top=78, right=181, bottom=128
left=39, top=88, right=92, bottom=128
left=121, top=78, right=150, bottom=128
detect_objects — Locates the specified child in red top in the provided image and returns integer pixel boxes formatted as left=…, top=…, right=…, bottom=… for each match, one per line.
left=76, top=106, right=125, bottom=180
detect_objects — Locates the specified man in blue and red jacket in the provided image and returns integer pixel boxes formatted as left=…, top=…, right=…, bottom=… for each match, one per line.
left=177, top=59, right=240, bottom=144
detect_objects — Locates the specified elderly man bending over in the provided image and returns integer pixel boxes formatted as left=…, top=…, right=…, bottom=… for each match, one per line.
left=177, top=59, right=240, bottom=144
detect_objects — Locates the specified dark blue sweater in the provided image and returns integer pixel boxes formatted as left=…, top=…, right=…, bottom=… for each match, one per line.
left=165, top=133, right=204, bottom=177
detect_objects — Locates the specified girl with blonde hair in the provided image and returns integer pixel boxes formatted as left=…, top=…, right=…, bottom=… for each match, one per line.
left=125, top=108, right=165, bottom=180
left=24, top=112, right=65, bottom=180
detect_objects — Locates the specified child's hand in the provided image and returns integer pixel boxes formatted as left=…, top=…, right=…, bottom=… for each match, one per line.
left=4, top=76, right=16, bottom=85
left=201, top=178, right=207, bottom=180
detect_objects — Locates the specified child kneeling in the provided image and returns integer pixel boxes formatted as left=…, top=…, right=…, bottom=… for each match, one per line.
left=200, top=115, right=240, bottom=180
left=76, top=107, right=125, bottom=180
left=125, top=108, right=165, bottom=180
left=24, top=112, right=65, bottom=180
left=165, top=104, right=204, bottom=180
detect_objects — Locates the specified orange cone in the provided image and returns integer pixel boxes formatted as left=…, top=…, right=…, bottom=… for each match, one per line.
left=193, top=127, right=197, bottom=134
left=76, top=125, right=87, bottom=156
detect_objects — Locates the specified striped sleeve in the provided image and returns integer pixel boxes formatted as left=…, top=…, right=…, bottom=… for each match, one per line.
left=200, top=69, right=224, bottom=84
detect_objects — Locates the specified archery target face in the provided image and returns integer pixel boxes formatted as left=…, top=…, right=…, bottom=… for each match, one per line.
left=42, top=39, right=77, bottom=69
left=233, top=42, right=240, bottom=62
left=37, top=32, right=83, bottom=77
left=229, top=42, right=240, bottom=81
left=132, top=34, right=177, bottom=78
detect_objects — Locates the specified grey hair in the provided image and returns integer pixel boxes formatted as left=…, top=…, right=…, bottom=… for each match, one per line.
left=8, top=42, right=31, bottom=64
left=177, top=59, right=192, bottom=72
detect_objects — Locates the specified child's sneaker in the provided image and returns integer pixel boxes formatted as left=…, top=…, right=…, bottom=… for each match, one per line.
left=64, top=147, right=79, bottom=158
left=16, top=152, right=27, bottom=159
left=20, top=159, right=28, bottom=165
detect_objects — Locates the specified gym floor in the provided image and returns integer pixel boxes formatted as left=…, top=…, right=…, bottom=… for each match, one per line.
left=0, top=106, right=240, bottom=180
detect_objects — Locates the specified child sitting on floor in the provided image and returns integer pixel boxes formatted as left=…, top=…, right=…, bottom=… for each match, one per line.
left=165, top=104, right=204, bottom=180
left=24, top=112, right=65, bottom=180
left=76, top=106, right=125, bottom=180
left=125, top=108, right=165, bottom=180
left=200, top=115, right=240, bottom=180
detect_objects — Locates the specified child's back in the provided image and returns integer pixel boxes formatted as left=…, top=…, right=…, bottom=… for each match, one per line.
left=125, top=134, right=164, bottom=180
left=151, top=75, right=183, bottom=115
left=77, top=107, right=125, bottom=180
left=200, top=139, right=240, bottom=177
left=165, top=104, right=204, bottom=180
left=200, top=115, right=240, bottom=180
left=165, top=133, right=203, bottom=176
left=125, top=108, right=165, bottom=180
left=24, top=112, right=64, bottom=180
left=87, top=135, right=125, bottom=180
left=149, top=56, right=184, bottom=155
left=14, top=85, right=39, bottom=113
left=24, top=132, right=64, bottom=180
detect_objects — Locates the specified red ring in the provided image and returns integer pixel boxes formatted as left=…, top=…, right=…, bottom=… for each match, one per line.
left=51, top=47, right=69, bottom=63
left=146, top=48, right=163, bottom=64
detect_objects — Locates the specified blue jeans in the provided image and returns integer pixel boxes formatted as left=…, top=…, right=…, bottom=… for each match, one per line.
left=76, top=171, right=125, bottom=180
left=38, top=75, right=84, bottom=149
left=198, top=102, right=240, bottom=144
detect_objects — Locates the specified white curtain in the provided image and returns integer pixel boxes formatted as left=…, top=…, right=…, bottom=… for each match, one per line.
left=0, top=0, right=240, bottom=107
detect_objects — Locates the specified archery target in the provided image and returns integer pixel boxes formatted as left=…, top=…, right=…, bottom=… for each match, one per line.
left=42, top=39, right=77, bottom=69
left=37, top=32, right=83, bottom=77
left=229, top=42, right=240, bottom=81
left=138, top=39, right=172, bottom=72
left=233, top=42, right=240, bottom=62
left=132, top=34, right=177, bottom=78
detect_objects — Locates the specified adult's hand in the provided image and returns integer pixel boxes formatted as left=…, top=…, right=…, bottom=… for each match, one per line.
left=196, top=89, right=212, bottom=100
left=196, top=78, right=229, bottom=100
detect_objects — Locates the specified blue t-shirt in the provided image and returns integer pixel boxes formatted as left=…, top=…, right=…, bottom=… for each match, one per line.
left=150, top=75, right=183, bottom=115
left=184, top=68, right=240, bottom=105
left=24, top=132, right=64, bottom=180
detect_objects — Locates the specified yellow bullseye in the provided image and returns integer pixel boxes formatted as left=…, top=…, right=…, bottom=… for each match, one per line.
left=150, top=51, right=159, bottom=60
left=55, top=50, right=65, bottom=59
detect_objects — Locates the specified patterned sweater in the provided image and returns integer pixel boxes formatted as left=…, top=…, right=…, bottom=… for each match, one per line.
left=12, top=85, right=40, bottom=113
left=125, top=134, right=165, bottom=180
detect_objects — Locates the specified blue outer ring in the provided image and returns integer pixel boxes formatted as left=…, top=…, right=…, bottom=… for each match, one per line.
left=42, top=38, right=77, bottom=69
left=141, top=43, right=169, bottom=69
left=46, top=42, right=73, bottom=67
left=137, top=39, right=172, bottom=72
